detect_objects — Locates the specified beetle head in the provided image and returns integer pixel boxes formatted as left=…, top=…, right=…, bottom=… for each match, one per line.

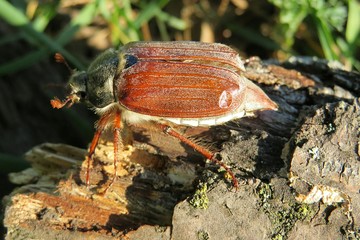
left=51, top=49, right=120, bottom=109
left=67, top=70, right=88, bottom=101
left=50, top=69, right=89, bottom=109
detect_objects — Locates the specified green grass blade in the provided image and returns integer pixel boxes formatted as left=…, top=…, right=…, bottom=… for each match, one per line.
left=157, top=11, right=187, bottom=30
left=0, top=50, right=46, bottom=75
left=0, top=1, right=100, bottom=74
left=314, top=17, right=338, bottom=60
left=72, top=1, right=99, bottom=26
left=32, top=2, right=59, bottom=32
left=0, top=0, right=28, bottom=25
left=134, top=0, right=169, bottom=28
left=346, top=0, right=360, bottom=48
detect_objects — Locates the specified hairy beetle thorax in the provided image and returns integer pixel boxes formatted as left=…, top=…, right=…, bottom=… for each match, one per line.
left=85, top=49, right=119, bottom=108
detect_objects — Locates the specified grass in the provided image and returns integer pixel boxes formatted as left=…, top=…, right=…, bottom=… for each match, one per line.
left=0, top=0, right=187, bottom=73
left=269, top=0, right=360, bottom=70
left=0, top=0, right=358, bottom=74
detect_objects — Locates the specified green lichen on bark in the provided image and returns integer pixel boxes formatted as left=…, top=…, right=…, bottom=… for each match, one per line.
left=256, top=182, right=317, bottom=239
left=189, top=183, right=209, bottom=209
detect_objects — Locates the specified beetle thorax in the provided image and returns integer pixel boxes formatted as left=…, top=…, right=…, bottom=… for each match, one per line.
left=83, top=49, right=120, bottom=108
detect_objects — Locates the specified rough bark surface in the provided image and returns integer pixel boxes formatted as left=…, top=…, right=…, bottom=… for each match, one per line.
left=3, top=57, right=360, bottom=239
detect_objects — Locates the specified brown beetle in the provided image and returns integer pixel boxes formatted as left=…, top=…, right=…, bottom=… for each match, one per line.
left=51, top=41, right=277, bottom=190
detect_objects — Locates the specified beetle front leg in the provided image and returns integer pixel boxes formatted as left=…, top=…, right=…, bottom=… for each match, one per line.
left=101, top=110, right=122, bottom=194
left=158, top=124, right=238, bottom=189
left=85, top=112, right=111, bottom=186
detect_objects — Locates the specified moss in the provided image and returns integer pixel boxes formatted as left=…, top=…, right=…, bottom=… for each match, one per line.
left=269, top=203, right=316, bottom=239
left=197, top=230, right=209, bottom=240
left=189, top=183, right=209, bottom=209
left=257, top=182, right=273, bottom=210
left=256, top=182, right=317, bottom=239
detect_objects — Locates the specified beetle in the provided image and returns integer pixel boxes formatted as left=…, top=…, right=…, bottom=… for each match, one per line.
left=51, top=41, right=277, bottom=190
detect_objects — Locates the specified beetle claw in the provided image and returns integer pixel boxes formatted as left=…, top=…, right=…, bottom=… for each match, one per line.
left=209, top=153, right=238, bottom=189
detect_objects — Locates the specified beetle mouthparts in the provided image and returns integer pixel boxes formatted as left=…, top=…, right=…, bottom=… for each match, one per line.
left=50, top=94, right=79, bottom=109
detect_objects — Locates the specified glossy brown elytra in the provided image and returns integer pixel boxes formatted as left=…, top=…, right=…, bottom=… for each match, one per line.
left=51, top=41, right=277, bottom=191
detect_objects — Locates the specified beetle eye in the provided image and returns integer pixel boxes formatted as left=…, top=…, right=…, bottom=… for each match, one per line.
left=124, top=55, right=138, bottom=69
left=79, top=91, right=86, bottom=99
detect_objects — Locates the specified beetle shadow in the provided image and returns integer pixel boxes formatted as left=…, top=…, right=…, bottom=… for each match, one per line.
left=106, top=172, right=184, bottom=231
left=102, top=113, right=286, bottom=232
left=217, top=110, right=286, bottom=184
left=101, top=126, right=202, bottom=232
left=103, top=161, right=196, bottom=232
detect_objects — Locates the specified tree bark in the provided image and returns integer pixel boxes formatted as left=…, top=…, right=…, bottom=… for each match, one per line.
left=4, top=57, right=359, bottom=239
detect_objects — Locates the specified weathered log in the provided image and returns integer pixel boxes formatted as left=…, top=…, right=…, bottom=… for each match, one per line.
left=3, top=57, right=359, bottom=239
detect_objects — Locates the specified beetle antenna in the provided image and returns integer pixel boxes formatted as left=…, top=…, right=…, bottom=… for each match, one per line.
left=54, top=53, right=73, bottom=73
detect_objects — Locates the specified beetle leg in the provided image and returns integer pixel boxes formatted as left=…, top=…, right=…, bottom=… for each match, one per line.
left=101, top=110, right=122, bottom=194
left=159, top=124, right=238, bottom=189
left=85, top=112, right=112, bottom=186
